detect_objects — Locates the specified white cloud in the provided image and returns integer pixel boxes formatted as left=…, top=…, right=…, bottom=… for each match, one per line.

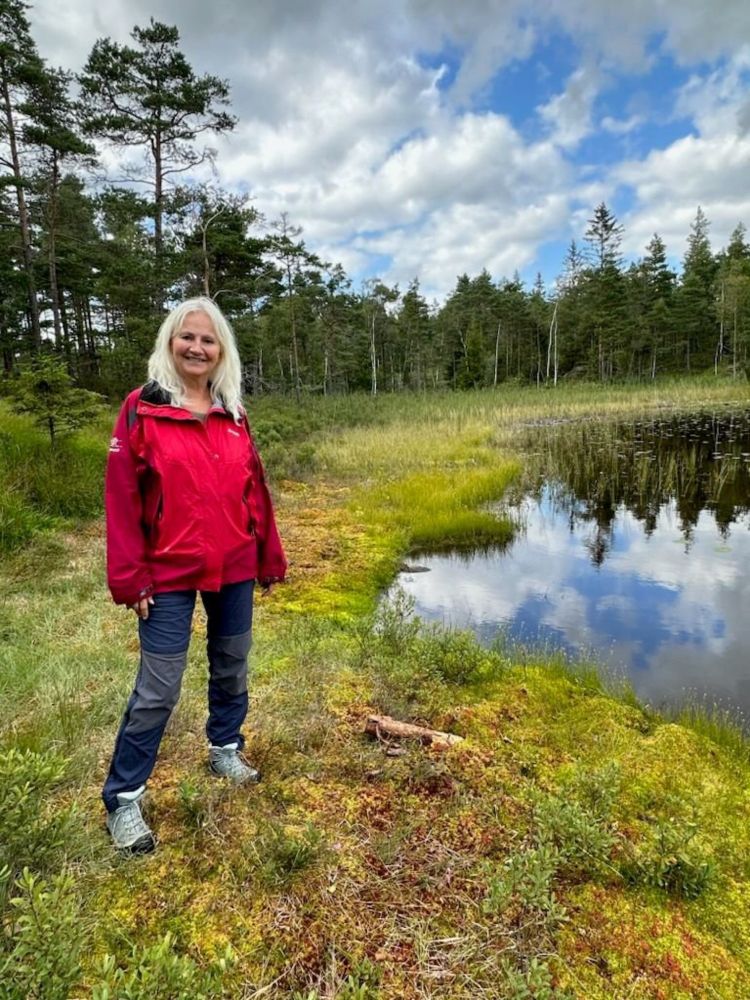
left=220, top=106, right=571, bottom=294
left=24, top=0, right=750, bottom=295
left=601, top=114, right=643, bottom=135
left=396, top=497, right=750, bottom=714
left=615, top=49, right=750, bottom=258
left=674, top=47, right=750, bottom=137
left=367, top=193, right=570, bottom=298
left=538, top=64, right=603, bottom=149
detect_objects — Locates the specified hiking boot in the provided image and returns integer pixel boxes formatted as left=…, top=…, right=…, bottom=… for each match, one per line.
left=106, top=787, right=156, bottom=854
left=209, top=742, right=260, bottom=783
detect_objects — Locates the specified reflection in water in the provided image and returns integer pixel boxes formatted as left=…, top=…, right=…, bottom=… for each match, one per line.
left=394, top=410, right=750, bottom=719
left=525, top=410, right=750, bottom=554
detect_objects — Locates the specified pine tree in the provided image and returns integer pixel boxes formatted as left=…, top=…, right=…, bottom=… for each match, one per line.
left=0, top=0, right=44, bottom=348
left=0, top=187, right=25, bottom=368
left=79, top=19, right=236, bottom=306
left=176, top=186, right=268, bottom=311
left=21, top=64, right=95, bottom=350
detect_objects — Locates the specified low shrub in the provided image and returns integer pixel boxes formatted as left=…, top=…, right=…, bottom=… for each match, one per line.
left=0, top=748, right=80, bottom=883
left=482, top=844, right=565, bottom=926
left=0, top=867, right=84, bottom=1000
left=414, top=625, right=497, bottom=686
left=621, top=814, right=716, bottom=899
left=251, top=821, right=325, bottom=886
left=91, top=933, right=235, bottom=1000
left=500, top=957, right=574, bottom=1000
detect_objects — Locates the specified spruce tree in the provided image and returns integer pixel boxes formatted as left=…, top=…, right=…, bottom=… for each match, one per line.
left=676, top=207, right=717, bottom=371
left=583, top=203, right=626, bottom=379
left=717, top=223, right=750, bottom=376
left=641, top=234, right=675, bottom=375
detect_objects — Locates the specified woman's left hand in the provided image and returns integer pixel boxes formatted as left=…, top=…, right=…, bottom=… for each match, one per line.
left=128, top=596, right=155, bottom=619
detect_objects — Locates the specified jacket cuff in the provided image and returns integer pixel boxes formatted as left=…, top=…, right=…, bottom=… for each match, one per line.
left=110, top=580, right=154, bottom=606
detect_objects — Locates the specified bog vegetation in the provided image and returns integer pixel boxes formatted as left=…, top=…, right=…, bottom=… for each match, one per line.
left=2, top=379, right=750, bottom=998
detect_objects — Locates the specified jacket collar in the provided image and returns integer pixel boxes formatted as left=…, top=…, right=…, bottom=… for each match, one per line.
left=137, top=380, right=230, bottom=420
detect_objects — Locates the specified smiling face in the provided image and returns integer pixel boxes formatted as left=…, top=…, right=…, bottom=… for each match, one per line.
left=171, top=311, right=221, bottom=386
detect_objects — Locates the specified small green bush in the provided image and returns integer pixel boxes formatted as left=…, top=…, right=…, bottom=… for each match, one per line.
left=0, top=748, right=80, bottom=882
left=177, top=778, right=213, bottom=832
left=356, top=592, right=446, bottom=718
left=533, top=794, right=616, bottom=875
left=621, top=815, right=716, bottom=899
left=0, top=867, right=84, bottom=1000
left=252, top=821, right=325, bottom=886
left=569, top=762, right=621, bottom=823
left=91, top=933, right=235, bottom=1000
left=337, top=958, right=381, bottom=999
left=365, top=590, right=421, bottom=660
left=500, top=957, right=574, bottom=1000
left=482, top=844, right=565, bottom=926
left=414, top=625, right=496, bottom=686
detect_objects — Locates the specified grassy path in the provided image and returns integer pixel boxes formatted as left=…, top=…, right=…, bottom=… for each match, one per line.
left=2, top=379, right=750, bottom=998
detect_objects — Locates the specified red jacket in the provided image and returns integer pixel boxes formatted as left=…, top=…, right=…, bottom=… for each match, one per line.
left=105, top=383, right=287, bottom=606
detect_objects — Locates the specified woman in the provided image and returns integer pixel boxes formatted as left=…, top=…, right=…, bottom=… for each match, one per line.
left=103, top=297, right=286, bottom=853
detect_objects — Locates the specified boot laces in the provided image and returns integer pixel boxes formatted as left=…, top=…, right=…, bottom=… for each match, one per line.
left=213, top=745, right=259, bottom=781
left=115, top=800, right=150, bottom=840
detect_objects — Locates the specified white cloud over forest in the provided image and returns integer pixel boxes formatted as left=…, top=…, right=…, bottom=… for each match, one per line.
left=26, top=0, right=750, bottom=297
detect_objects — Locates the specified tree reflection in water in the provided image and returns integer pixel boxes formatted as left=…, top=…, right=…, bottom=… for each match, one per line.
left=522, top=410, right=750, bottom=562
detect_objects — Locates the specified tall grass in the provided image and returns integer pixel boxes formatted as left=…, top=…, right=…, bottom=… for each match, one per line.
left=310, top=377, right=750, bottom=477
left=0, top=405, right=108, bottom=554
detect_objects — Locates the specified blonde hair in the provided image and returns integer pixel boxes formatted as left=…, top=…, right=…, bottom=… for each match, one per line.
left=147, top=297, right=244, bottom=421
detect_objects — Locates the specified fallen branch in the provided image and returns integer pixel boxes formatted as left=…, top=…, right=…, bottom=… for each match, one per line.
left=365, top=714, right=464, bottom=751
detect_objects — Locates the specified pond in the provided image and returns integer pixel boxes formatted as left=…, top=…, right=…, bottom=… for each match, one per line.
left=393, top=409, right=750, bottom=721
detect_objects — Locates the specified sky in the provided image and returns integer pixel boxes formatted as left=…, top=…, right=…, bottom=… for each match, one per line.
left=26, top=0, right=750, bottom=301
left=396, top=499, right=750, bottom=717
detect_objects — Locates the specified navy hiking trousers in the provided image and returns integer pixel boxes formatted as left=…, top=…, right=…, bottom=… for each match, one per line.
left=102, top=580, right=254, bottom=812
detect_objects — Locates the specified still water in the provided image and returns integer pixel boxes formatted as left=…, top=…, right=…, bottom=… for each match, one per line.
left=395, top=410, right=750, bottom=719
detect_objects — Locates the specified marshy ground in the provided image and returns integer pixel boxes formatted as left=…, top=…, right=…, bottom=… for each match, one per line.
left=2, top=379, right=750, bottom=998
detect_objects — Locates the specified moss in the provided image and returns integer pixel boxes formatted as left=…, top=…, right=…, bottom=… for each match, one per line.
left=559, top=884, right=750, bottom=998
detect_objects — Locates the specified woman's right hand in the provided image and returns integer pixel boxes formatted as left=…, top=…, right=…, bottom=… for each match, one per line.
left=129, top=596, right=155, bottom=619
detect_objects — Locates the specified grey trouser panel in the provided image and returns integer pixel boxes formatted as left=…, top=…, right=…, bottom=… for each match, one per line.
left=207, top=628, right=252, bottom=696
left=125, top=648, right=188, bottom=734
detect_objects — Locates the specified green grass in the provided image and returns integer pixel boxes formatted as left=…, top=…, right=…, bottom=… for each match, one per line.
left=0, top=404, right=108, bottom=554
left=2, top=377, right=750, bottom=998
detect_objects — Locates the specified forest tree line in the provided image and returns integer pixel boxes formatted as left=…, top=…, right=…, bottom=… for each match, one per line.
left=2, top=1, right=750, bottom=405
